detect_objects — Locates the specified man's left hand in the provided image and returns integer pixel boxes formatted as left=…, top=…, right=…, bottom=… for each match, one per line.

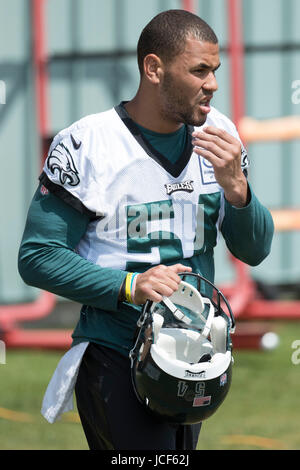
left=192, top=126, right=249, bottom=208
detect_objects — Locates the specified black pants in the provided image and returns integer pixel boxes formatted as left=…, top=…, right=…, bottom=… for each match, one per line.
left=75, top=343, right=201, bottom=450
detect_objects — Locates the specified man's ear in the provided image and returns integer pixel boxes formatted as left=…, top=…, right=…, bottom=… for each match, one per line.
left=143, top=54, right=164, bottom=84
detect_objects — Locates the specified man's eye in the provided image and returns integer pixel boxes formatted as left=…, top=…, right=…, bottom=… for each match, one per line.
left=194, top=69, right=206, bottom=75
left=194, top=69, right=218, bottom=76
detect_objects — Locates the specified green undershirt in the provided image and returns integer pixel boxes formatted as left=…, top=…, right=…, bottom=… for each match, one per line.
left=135, top=122, right=188, bottom=164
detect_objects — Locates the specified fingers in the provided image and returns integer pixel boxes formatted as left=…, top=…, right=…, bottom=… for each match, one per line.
left=195, top=126, right=238, bottom=145
left=168, top=263, right=193, bottom=275
left=192, top=125, right=245, bottom=194
left=133, top=264, right=192, bottom=305
left=192, top=126, right=242, bottom=161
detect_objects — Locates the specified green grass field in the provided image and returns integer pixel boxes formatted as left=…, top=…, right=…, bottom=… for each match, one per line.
left=0, top=321, right=300, bottom=450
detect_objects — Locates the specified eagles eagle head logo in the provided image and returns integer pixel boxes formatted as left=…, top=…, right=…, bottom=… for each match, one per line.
left=47, top=143, right=80, bottom=187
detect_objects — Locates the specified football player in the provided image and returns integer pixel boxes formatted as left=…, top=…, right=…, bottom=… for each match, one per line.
left=18, top=9, right=274, bottom=450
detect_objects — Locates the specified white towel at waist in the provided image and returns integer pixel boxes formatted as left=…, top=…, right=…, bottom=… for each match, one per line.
left=41, top=342, right=89, bottom=423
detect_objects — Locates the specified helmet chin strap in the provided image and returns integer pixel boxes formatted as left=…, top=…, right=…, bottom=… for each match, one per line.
left=162, top=281, right=215, bottom=338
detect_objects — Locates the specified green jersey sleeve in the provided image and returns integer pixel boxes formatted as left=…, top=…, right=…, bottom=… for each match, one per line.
left=18, top=186, right=127, bottom=311
left=221, top=184, right=274, bottom=266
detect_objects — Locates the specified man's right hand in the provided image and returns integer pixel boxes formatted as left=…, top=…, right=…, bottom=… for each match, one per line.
left=132, top=264, right=192, bottom=305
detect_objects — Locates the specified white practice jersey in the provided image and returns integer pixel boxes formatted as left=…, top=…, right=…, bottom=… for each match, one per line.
left=40, top=103, right=249, bottom=272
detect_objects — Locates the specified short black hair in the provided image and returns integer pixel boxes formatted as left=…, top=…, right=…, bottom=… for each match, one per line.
left=137, top=9, right=218, bottom=75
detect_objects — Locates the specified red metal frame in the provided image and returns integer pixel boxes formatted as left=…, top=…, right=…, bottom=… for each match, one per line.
left=32, top=0, right=50, bottom=169
left=0, top=0, right=56, bottom=348
left=4, top=328, right=72, bottom=350
left=219, top=0, right=256, bottom=319
left=219, top=256, right=256, bottom=319
left=32, top=0, right=49, bottom=143
left=0, top=291, right=56, bottom=329
left=182, top=0, right=195, bottom=12
left=227, top=0, right=245, bottom=123
left=225, top=0, right=300, bottom=322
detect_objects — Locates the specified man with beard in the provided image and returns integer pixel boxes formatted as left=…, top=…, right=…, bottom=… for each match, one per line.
left=18, top=9, right=274, bottom=450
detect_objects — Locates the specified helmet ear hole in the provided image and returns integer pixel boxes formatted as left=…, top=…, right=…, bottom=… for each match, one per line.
left=198, top=353, right=212, bottom=363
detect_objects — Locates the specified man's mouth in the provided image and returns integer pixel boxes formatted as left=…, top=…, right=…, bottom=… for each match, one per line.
left=199, top=97, right=212, bottom=114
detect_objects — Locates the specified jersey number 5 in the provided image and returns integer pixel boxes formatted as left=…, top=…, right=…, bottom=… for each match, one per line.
left=125, top=194, right=220, bottom=271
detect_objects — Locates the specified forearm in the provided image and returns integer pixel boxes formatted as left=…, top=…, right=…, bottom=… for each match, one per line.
left=18, top=243, right=126, bottom=310
left=18, top=187, right=127, bottom=311
left=221, top=184, right=274, bottom=266
left=223, top=174, right=250, bottom=208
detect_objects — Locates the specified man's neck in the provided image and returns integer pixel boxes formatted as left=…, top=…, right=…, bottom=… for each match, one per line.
left=124, top=94, right=182, bottom=134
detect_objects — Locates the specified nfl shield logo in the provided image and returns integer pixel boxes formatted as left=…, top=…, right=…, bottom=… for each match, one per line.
left=220, top=373, right=227, bottom=386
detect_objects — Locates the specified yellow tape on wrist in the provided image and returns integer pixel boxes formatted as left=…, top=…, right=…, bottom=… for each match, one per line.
left=125, top=273, right=138, bottom=304
left=125, top=273, right=133, bottom=303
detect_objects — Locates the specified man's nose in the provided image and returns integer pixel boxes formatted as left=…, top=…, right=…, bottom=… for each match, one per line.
left=203, top=72, right=218, bottom=92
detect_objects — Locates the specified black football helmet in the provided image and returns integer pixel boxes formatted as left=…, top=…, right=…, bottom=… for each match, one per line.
left=130, top=272, right=235, bottom=425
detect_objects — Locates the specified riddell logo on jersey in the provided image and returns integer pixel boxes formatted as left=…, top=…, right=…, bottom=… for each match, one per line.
left=165, top=180, right=194, bottom=195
